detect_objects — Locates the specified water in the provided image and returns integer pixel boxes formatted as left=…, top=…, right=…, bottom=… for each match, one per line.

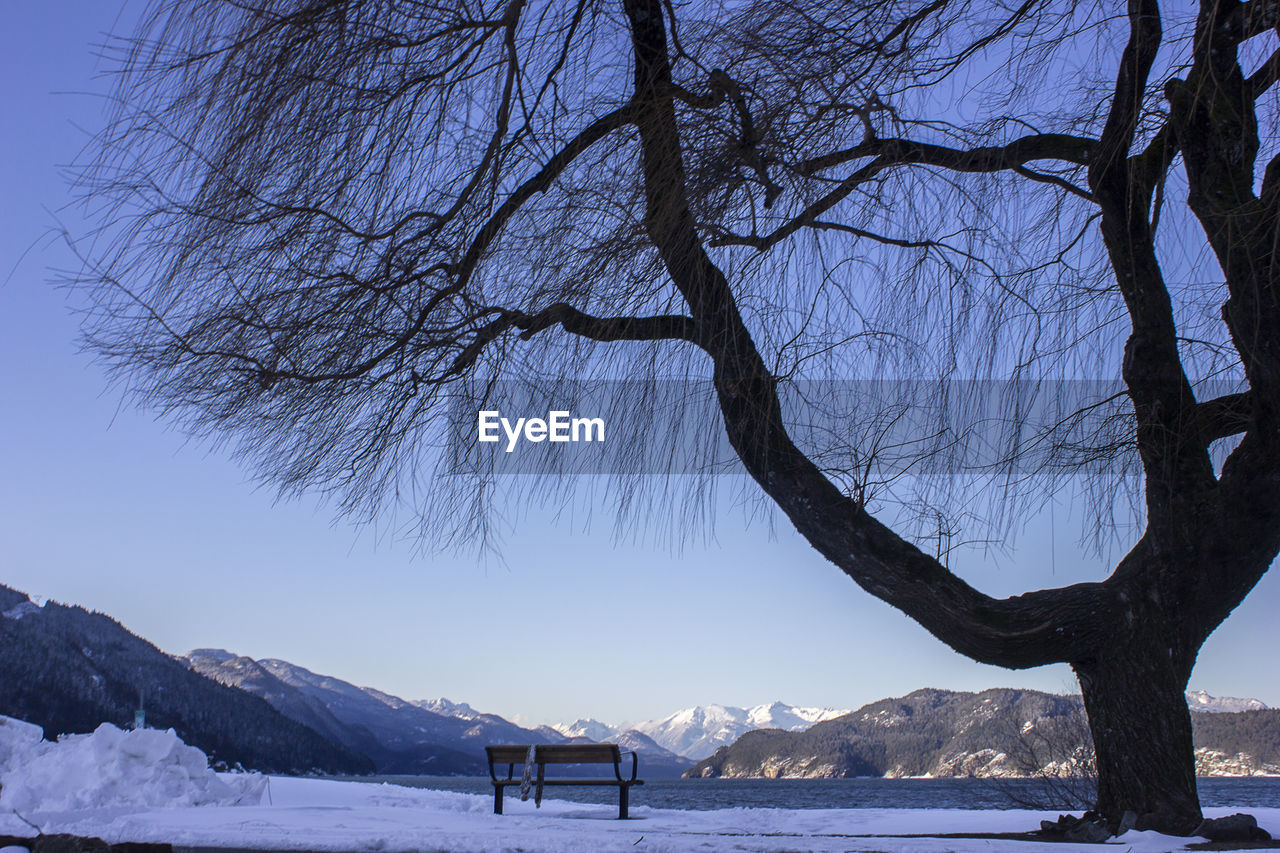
left=361, top=776, right=1280, bottom=812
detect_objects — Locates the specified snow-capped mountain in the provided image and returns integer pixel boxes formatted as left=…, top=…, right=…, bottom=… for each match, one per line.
left=552, top=718, right=619, bottom=741
left=1186, top=690, right=1268, bottom=713
left=413, top=698, right=482, bottom=719
left=628, top=702, right=850, bottom=760
left=612, top=728, right=671, bottom=754
left=746, top=701, right=851, bottom=731
left=547, top=721, right=687, bottom=763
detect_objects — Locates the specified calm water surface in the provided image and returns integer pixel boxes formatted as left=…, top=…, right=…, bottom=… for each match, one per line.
left=358, top=776, right=1280, bottom=811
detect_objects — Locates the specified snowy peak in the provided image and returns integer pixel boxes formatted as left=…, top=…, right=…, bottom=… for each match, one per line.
left=631, top=702, right=850, bottom=759
left=413, top=698, right=481, bottom=719
left=1186, top=690, right=1268, bottom=713
left=552, top=718, right=620, bottom=741
left=745, top=701, right=849, bottom=731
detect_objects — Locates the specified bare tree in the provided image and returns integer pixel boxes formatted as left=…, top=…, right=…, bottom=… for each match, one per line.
left=73, top=0, right=1280, bottom=835
left=991, top=702, right=1097, bottom=811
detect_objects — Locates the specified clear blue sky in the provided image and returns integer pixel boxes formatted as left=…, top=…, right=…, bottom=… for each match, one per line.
left=2, top=2, right=1277, bottom=728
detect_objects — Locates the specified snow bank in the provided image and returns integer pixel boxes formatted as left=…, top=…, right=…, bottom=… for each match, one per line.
left=0, top=716, right=264, bottom=813
left=0, top=716, right=47, bottom=775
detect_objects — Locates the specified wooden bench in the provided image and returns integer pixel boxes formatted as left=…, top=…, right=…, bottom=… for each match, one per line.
left=486, top=744, right=643, bottom=819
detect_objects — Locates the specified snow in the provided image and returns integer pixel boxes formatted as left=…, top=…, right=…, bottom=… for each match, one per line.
left=0, top=717, right=45, bottom=773
left=0, top=718, right=264, bottom=813
left=3, top=776, right=1273, bottom=853
left=1, top=601, right=41, bottom=621
left=1, top=715, right=1275, bottom=853
left=556, top=703, right=852, bottom=759
left=1186, top=690, right=1269, bottom=712
left=414, top=698, right=481, bottom=720
left=552, top=718, right=619, bottom=740
left=745, top=701, right=850, bottom=730
left=631, top=702, right=851, bottom=759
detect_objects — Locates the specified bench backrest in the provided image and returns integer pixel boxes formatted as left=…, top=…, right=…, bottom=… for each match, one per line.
left=486, top=744, right=622, bottom=765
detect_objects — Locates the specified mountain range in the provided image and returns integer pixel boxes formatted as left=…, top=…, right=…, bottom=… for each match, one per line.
left=2, top=582, right=1273, bottom=782
left=0, top=584, right=696, bottom=777
left=686, top=688, right=1280, bottom=779
left=185, top=649, right=694, bottom=777
left=552, top=692, right=1268, bottom=762
left=555, top=702, right=851, bottom=760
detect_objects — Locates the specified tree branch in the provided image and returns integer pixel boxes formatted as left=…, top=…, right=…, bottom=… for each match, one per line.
left=621, top=0, right=1115, bottom=670
left=800, top=133, right=1097, bottom=176
left=451, top=103, right=640, bottom=291
left=723, top=134, right=1094, bottom=253
left=227, top=103, right=644, bottom=389
left=513, top=303, right=701, bottom=345
left=441, top=303, right=701, bottom=379
left=1246, top=45, right=1280, bottom=97
left=1195, top=391, right=1253, bottom=443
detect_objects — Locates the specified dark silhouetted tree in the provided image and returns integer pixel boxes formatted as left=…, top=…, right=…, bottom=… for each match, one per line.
left=74, top=0, right=1280, bottom=835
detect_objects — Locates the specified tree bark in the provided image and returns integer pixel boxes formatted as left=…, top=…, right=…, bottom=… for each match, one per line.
left=1074, top=631, right=1201, bottom=835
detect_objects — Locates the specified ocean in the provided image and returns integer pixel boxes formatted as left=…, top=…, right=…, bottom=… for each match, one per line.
left=360, top=776, right=1280, bottom=811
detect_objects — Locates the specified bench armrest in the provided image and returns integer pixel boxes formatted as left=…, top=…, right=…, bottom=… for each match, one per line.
left=614, top=750, right=639, bottom=782
left=487, top=758, right=517, bottom=783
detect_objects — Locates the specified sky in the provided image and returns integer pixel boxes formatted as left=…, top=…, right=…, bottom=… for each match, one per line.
left=2, top=2, right=1278, bottom=730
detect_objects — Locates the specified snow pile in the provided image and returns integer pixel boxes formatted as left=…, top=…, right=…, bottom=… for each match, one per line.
left=0, top=716, right=48, bottom=775
left=0, top=717, right=265, bottom=813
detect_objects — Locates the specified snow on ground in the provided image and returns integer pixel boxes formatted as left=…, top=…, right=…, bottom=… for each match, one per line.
left=0, top=716, right=1275, bottom=852
left=5, top=776, right=1275, bottom=853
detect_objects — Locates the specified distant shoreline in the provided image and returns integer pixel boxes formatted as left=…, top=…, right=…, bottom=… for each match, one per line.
left=345, top=773, right=1280, bottom=781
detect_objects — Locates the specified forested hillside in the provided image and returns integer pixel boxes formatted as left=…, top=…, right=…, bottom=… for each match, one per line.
left=688, top=689, right=1280, bottom=779
left=0, top=585, right=372, bottom=775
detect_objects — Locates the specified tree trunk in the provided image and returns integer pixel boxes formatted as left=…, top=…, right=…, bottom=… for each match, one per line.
left=1074, top=638, right=1201, bottom=836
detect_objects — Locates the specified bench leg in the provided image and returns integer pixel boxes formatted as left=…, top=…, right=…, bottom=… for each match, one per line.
left=494, top=785, right=504, bottom=815
left=619, top=785, right=629, bottom=820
